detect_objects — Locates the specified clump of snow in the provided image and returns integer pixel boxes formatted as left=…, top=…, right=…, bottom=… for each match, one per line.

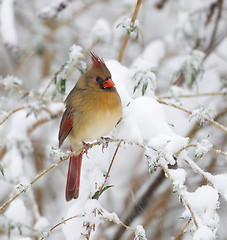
left=34, top=216, right=50, bottom=233
left=121, top=0, right=137, bottom=11
left=212, top=174, right=227, bottom=201
left=182, top=186, right=219, bottom=237
left=63, top=199, right=121, bottom=240
left=4, top=199, right=28, bottom=227
left=133, top=40, right=166, bottom=67
left=117, top=17, right=141, bottom=35
left=0, top=75, right=22, bottom=90
left=51, top=147, right=73, bottom=161
left=194, top=138, right=213, bottom=158
left=190, top=105, right=216, bottom=125
left=114, top=97, right=175, bottom=142
left=131, top=60, right=157, bottom=97
left=15, top=180, right=30, bottom=194
left=87, top=167, right=105, bottom=196
left=0, top=0, right=18, bottom=50
left=134, top=225, right=147, bottom=240
left=38, top=0, right=70, bottom=19
left=90, top=18, right=111, bottom=43
left=193, top=225, right=216, bottom=240
left=168, top=168, right=187, bottom=193
left=68, top=44, right=84, bottom=65
left=146, top=134, right=188, bottom=172
left=106, top=60, right=132, bottom=106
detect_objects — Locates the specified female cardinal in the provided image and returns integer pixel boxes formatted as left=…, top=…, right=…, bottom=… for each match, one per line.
left=58, top=52, right=122, bottom=201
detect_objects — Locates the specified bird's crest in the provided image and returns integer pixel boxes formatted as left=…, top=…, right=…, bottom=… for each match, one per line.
left=90, top=52, right=107, bottom=70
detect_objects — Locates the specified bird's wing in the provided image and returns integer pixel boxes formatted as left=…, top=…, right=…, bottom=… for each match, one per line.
left=58, top=107, right=74, bottom=147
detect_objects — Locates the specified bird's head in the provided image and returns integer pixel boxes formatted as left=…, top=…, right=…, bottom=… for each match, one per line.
left=82, top=52, right=115, bottom=90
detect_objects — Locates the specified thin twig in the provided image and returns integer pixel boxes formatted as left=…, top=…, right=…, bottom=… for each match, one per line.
left=0, top=105, right=32, bottom=126
left=157, top=99, right=227, bottom=133
left=174, top=219, right=192, bottom=240
left=1, top=138, right=225, bottom=213
left=97, top=140, right=122, bottom=200
left=40, top=212, right=135, bottom=240
left=40, top=214, right=85, bottom=240
left=118, top=0, right=143, bottom=62
left=0, top=157, right=69, bottom=212
left=160, top=164, right=199, bottom=229
left=159, top=91, right=226, bottom=99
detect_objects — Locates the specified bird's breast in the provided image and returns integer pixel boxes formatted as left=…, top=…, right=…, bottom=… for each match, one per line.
left=69, top=89, right=122, bottom=145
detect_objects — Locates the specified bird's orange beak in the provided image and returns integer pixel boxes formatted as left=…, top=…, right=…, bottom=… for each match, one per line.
left=103, top=78, right=115, bottom=88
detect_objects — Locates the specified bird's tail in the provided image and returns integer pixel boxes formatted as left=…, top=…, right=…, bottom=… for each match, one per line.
left=66, top=152, right=83, bottom=201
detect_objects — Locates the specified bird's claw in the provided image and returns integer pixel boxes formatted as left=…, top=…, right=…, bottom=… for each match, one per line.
left=82, top=141, right=92, bottom=158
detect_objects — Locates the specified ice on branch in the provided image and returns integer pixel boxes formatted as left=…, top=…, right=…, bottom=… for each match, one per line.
left=117, top=17, right=141, bottom=38
left=0, top=0, right=18, bottom=51
left=131, top=60, right=157, bottom=97
left=0, top=76, right=22, bottom=90
left=182, top=186, right=219, bottom=238
left=190, top=105, right=216, bottom=125
left=90, top=18, right=111, bottom=43
left=194, top=138, right=212, bottom=158
left=38, top=0, right=71, bottom=19
left=134, top=225, right=147, bottom=240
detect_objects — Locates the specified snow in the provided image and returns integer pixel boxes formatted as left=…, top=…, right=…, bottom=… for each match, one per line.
left=0, top=0, right=17, bottom=50
left=38, top=0, right=70, bottom=19
left=183, top=186, right=219, bottom=235
left=63, top=199, right=121, bottom=240
left=193, top=225, right=216, bottom=240
left=133, top=40, right=166, bottom=67
left=212, top=174, right=227, bottom=201
left=146, top=134, right=188, bottom=171
left=135, top=225, right=147, bottom=240
left=68, top=44, right=84, bottom=64
left=34, top=216, right=50, bottom=233
left=90, top=18, right=111, bottom=43
left=117, top=17, right=141, bottom=35
left=0, top=76, right=22, bottom=90
left=190, top=105, right=216, bottom=125
left=4, top=199, right=28, bottom=226
left=168, top=168, right=187, bottom=192
left=194, top=138, right=213, bottom=158
left=131, top=59, right=157, bottom=97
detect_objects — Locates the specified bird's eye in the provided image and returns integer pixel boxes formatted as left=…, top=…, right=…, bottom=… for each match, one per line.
left=96, top=76, right=101, bottom=82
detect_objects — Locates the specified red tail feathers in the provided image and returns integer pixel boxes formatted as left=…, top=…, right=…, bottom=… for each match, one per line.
left=66, top=153, right=83, bottom=201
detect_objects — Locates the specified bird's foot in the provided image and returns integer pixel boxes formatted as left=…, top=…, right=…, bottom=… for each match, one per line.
left=82, top=141, right=92, bottom=157
left=99, top=137, right=111, bottom=152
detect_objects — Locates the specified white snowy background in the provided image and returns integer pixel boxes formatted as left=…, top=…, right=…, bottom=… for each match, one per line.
left=0, top=0, right=227, bottom=239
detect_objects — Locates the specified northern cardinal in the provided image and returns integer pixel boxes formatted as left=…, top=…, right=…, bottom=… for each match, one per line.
left=58, top=52, right=122, bottom=201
